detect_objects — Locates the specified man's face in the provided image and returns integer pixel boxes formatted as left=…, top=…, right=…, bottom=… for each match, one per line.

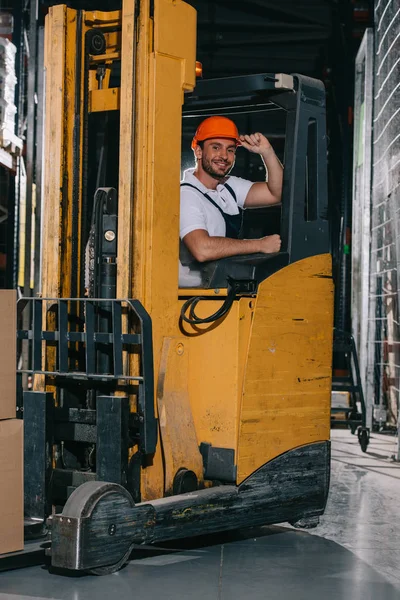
left=196, top=138, right=237, bottom=180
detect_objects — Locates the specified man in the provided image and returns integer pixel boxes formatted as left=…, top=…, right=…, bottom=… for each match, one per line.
left=179, top=116, right=283, bottom=286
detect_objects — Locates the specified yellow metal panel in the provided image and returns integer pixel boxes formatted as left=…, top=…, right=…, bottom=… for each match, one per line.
left=157, top=337, right=204, bottom=493
left=179, top=298, right=253, bottom=453
left=17, top=160, right=26, bottom=288
left=117, top=0, right=136, bottom=300
left=42, top=6, right=66, bottom=298
left=89, top=88, right=120, bottom=112
left=39, top=5, right=76, bottom=391
left=237, top=254, right=334, bottom=483
left=84, top=10, right=121, bottom=26
left=89, top=51, right=121, bottom=63
left=133, top=0, right=166, bottom=500
left=154, top=0, right=196, bottom=91
left=138, top=52, right=188, bottom=499
left=117, top=0, right=196, bottom=499
left=42, top=5, right=85, bottom=299
left=179, top=288, right=228, bottom=297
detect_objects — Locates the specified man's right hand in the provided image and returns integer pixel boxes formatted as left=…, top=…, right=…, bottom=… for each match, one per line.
left=259, top=234, right=281, bottom=254
left=182, top=229, right=282, bottom=263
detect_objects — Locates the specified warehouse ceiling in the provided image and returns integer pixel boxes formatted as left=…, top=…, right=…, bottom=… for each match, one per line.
left=34, top=0, right=371, bottom=84
left=34, top=0, right=369, bottom=78
left=186, top=0, right=334, bottom=80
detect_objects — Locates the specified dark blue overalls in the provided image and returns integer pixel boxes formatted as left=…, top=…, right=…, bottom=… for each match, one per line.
left=180, top=182, right=243, bottom=239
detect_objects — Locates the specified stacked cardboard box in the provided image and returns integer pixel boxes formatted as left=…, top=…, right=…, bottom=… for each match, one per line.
left=0, top=290, right=23, bottom=555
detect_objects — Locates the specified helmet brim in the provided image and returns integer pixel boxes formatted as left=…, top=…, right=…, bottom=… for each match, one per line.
left=191, top=135, right=241, bottom=150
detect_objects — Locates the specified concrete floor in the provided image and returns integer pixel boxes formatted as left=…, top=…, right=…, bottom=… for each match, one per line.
left=0, top=430, right=399, bottom=599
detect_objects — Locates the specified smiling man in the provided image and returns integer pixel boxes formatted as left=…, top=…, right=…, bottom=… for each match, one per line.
left=179, top=116, right=284, bottom=286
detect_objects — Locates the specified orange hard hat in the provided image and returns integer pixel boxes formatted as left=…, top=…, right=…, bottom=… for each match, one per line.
left=191, top=116, right=241, bottom=149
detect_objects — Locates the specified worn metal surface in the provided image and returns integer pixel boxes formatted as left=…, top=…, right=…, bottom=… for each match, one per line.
left=200, top=444, right=236, bottom=483
left=23, top=391, right=54, bottom=526
left=96, top=396, right=129, bottom=486
left=50, top=481, right=153, bottom=570
left=2, top=432, right=400, bottom=597
left=237, top=255, right=333, bottom=482
left=17, top=298, right=151, bottom=382
left=157, top=337, right=204, bottom=494
left=50, top=442, right=329, bottom=572
left=122, top=0, right=197, bottom=501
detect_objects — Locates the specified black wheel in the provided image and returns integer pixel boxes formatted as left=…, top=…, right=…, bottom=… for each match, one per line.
left=358, top=428, right=370, bottom=453
left=348, top=412, right=360, bottom=434
left=60, top=481, right=135, bottom=575
left=87, top=546, right=133, bottom=576
left=173, top=469, right=198, bottom=495
left=85, top=29, right=106, bottom=55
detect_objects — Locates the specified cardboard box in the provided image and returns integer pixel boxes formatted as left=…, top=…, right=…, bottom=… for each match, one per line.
left=331, top=390, right=350, bottom=409
left=0, top=418, right=23, bottom=554
left=0, top=290, right=16, bottom=420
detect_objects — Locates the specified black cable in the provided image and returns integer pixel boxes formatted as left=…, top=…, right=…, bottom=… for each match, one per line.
left=180, top=284, right=236, bottom=325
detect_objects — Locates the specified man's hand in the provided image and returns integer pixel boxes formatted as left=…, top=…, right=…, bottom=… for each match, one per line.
left=240, top=132, right=283, bottom=208
left=239, top=132, right=272, bottom=155
left=259, top=234, right=281, bottom=254
left=182, top=229, right=281, bottom=263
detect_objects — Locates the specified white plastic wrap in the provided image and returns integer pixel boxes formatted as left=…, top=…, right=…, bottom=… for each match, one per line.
left=0, top=98, right=16, bottom=130
left=0, top=37, right=18, bottom=142
left=0, top=68, right=16, bottom=104
left=0, top=37, right=17, bottom=75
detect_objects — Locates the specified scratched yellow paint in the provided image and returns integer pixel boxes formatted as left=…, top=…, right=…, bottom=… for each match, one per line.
left=179, top=298, right=254, bottom=452
left=41, top=1, right=198, bottom=501
left=237, top=254, right=334, bottom=483
left=157, top=337, right=204, bottom=493
left=121, top=0, right=197, bottom=500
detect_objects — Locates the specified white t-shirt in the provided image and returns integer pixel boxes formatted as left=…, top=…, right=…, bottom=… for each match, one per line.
left=179, top=168, right=253, bottom=287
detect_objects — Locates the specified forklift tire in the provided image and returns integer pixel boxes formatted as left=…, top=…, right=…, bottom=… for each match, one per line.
left=173, top=468, right=198, bottom=495
left=60, top=481, right=135, bottom=575
left=358, top=428, right=370, bottom=453
left=87, top=547, right=133, bottom=576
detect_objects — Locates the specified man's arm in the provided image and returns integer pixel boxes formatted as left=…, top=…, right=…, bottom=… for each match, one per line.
left=182, top=229, right=281, bottom=263
left=239, top=133, right=283, bottom=208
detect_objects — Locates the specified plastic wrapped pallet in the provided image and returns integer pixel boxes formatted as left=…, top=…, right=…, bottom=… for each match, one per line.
left=0, top=68, right=16, bottom=104
left=0, top=37, right=17, bottom=75
left=0, top=37, right=17, bottom=141
left=0, top=14, right=13, bottom=37
left=0, top=98, right=16, bottom=130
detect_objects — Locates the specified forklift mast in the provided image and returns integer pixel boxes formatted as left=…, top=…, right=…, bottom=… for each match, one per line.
left=16, top=0, right=334, bottom=574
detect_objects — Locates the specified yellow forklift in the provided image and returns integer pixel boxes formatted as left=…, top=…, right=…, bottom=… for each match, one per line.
left=16, top=0, right=333, bottom=574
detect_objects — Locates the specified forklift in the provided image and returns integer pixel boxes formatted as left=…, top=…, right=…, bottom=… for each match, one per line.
left=15, top=0, right=333, bottom=574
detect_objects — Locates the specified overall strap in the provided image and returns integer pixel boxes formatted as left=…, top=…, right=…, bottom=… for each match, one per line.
left=180, top=181, right=243, bottom=239
left=180, top=181, right=240, bottom=211
left=223, top=182, right=237, bottom=203
left=180, top=182, right=228, bottom=220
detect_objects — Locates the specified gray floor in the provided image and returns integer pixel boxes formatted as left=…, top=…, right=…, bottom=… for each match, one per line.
left=1, top=430, right=399, bottom=599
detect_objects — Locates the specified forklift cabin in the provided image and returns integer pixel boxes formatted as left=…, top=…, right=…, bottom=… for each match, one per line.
left=15, top=0, right=333, bottom=575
